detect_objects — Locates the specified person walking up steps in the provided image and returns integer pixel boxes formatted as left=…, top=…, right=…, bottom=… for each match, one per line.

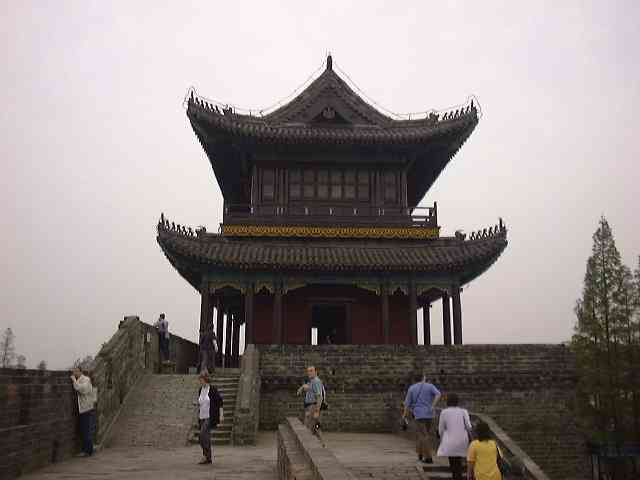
left=402, top=373, right=441, bottom=463
left=437, top=393, right=472, bottom=480
left=297, top=366, right=326, bottom=447
left=467, top=421, right=503, bottom=480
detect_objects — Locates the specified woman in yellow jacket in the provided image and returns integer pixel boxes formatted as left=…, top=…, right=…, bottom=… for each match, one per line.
left=466, top=421, right=502, bottom=480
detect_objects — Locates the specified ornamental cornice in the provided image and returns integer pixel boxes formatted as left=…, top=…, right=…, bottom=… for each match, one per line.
left=221, top=224, right=440, bottom=240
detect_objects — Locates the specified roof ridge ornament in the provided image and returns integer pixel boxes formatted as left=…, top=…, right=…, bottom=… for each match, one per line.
left=326, top=53, right=333, bottom=71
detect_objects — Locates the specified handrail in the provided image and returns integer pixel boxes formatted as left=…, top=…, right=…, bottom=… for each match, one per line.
left=222, top=202, right=437, bottom=221
left=419, top=408, right=548, bottom=480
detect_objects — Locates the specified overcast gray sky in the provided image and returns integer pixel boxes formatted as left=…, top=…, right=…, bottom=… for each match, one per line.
left=1, top=1, right=638, bottom=369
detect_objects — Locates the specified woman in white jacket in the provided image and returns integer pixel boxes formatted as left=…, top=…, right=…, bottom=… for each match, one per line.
left=437, top=393, right=472, bottom=480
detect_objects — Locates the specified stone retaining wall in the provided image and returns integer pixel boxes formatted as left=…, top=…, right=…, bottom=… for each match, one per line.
left=277, top=417, right=352, bottom=480
left=259, top=344, right=587, bottom=480
left=232, top=344, right=261, bottom=445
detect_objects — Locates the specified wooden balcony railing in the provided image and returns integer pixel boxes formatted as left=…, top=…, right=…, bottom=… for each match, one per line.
left=222, top=202, right=438, bottom=228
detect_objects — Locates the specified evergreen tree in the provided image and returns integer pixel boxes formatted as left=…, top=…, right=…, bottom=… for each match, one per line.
left=37, top=360, right=47, bottom=370
left=572, top=217, right=630, bottom=439
left=1, top=328, right=16, bottom=368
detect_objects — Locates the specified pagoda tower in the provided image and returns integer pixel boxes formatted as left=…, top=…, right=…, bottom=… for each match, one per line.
left=157, top=56, right=507, bottom=364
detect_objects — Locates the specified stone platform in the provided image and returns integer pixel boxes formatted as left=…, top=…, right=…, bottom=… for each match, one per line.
left=19, top=431, right=441, bottom=480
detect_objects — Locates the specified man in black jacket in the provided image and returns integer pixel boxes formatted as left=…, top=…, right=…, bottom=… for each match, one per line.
left=196, top=372, right=223, bottom=464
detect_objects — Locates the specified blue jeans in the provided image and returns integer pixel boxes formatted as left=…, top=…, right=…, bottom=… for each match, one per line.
left=79, top=410, right=95, bottom=455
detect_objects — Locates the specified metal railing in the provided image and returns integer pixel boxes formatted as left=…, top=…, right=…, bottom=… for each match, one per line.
left=222, top=202, right=438, bottom=227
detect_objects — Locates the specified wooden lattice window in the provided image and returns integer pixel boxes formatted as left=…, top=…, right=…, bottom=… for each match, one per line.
left=317, top=169, right=329, bottom=199
left=262, top=169, right=275, bottom=201
left=330, top=170, right=342, bottom=200
left=289, top=169, right=301, bottom=199
left=303, top=169, right=315, bottom=199
left=344, top=169, right=356, bottom=200
left=357, top=170, right=370, bottom=200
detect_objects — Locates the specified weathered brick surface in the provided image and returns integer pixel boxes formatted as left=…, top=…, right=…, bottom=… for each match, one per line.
left=0, top=370, right=78, bottom=479
left=258, top=344, right=586, bottom=480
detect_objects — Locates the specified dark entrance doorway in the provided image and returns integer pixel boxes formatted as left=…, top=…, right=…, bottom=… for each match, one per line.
left=311, top=304, right=347, bottom=345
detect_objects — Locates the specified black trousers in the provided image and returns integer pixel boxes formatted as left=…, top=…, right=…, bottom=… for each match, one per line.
left=448, top=456, right=463, bottom=480
left=79, top=410, right=95, bottom=455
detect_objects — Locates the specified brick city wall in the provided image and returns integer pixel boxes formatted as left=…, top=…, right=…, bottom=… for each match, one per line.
left=0, top=369, right=79, bottom=479
left=258, top=344, right=586, bottom=480
left=0, top=316, right=198, bottom=479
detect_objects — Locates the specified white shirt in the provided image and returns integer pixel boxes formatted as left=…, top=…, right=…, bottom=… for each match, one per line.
left=199, top=385, right=211, bottom=420
left=437, top=407, right=472, bottom=458
left=72, top=375, right=96, bottom=414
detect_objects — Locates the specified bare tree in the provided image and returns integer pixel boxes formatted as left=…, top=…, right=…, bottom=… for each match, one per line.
left=16, top=355, right=27, bottom=370
left=72, top=355, right=94, bottom=371
left=1, top=328, right=16, bottom=368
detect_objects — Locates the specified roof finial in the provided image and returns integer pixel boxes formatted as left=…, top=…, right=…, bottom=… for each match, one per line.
left=326, top=52, right=333, bottom=71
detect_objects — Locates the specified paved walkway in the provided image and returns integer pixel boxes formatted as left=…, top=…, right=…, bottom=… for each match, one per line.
left=21, top=433, right=278, bottom=480
left=21, top=432, right=447, bottom=480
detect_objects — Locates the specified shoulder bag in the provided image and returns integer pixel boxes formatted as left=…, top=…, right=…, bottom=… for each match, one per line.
left=495, top=441, right=511, bottom=476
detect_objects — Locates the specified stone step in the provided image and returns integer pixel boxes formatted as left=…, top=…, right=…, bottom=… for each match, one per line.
left=421, top=464, right=455, bottom=479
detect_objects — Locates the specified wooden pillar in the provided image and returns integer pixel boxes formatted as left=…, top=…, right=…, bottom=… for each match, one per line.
left=215, top=300, right=224, bottom=366
left=423, top=303, right=431, bottom=346
left=452, top=286, right=463, bottom=345
left=381, top=287, right=390, bottom=344
left=442, top=292, right=452, bottom=345
left=409, top=283, right=418, bottom=345
left=232, top=311, right=240, bottom=367
left=272, top=284, right=283, bottom=344
left=224, top=311, right=233, bottom=367
left=199, top=284, right=213, bottom=341
left=244, top=285, right=255, bottom=345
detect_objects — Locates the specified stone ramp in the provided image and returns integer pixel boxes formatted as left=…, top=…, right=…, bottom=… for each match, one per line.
left=325, top=432, right=436, bottom=480
left=278, top=418, right=445, bottom=480
left=106, top=374, right=199, bottom=448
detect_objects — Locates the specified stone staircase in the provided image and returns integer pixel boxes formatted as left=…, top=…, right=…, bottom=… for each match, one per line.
left=188, top=369, right=240, bottom=446
left=420, top=462, right=457, bottom=479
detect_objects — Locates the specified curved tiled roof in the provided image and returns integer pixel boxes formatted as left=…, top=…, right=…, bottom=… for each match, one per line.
left=188, top=100, right=477, bottom=145
left=187, top=58, right=479, bottom=206
left=156, top=220, right=507, bottom=282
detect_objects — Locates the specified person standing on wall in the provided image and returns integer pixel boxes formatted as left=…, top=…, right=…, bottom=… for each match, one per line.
left=402, top=373, right=441, bottom=464
left=196, top=372, right=223, bottom=465
left=437, top=393, right=472, bottom=480
left=155, top=313, right=169, bottom=361
left=297, top=366, right=326, bottom=447
left=70, top=367, right=97, bottom=457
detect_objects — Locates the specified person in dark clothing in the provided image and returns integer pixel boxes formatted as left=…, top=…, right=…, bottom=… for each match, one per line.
left=196, top=372, right=223, bottom=465
left=199, top=328, right=218, bottom=374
